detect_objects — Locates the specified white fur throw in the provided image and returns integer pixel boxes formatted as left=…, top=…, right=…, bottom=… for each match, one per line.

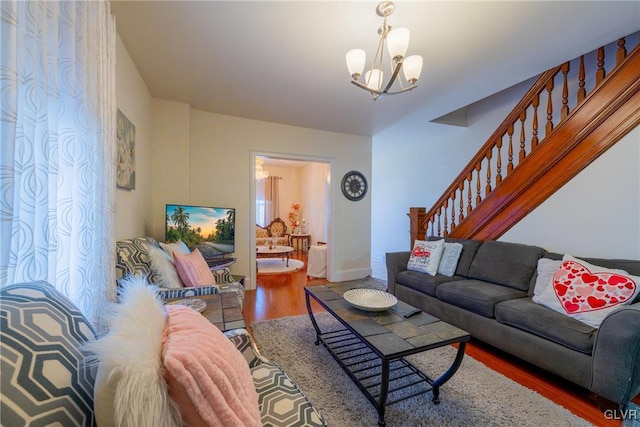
left=85, top=275, right=181, bottom=427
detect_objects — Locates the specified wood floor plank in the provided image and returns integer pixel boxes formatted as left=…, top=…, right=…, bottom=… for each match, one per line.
left=243, top=251, right=628, bottom=426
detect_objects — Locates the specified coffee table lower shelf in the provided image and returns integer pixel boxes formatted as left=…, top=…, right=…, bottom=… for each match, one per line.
left=315, top=327, right=466, bottom=425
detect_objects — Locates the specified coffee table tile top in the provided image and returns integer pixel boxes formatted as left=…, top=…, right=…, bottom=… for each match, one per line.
left=308, top=283, right=469, bottom=358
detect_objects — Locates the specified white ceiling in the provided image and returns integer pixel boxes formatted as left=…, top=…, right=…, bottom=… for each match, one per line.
left=111, top=1, right=640, bottom=137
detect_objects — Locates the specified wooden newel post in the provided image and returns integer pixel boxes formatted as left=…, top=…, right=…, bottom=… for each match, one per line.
left=408, top=207, right=426, bottom=249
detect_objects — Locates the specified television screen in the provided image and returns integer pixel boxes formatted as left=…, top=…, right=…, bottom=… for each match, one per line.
left=165, top=204, right=235, bottom=258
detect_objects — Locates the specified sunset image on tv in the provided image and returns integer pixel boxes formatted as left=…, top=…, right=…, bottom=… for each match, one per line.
left=165, top=204, right=235, bottom=256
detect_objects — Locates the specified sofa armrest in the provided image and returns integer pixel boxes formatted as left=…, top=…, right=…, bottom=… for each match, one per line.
left=225, top=328, right=267, bottom=368
left=591, top=302, right=640, bottom=405
left=385, top=251, right=411, bottom=295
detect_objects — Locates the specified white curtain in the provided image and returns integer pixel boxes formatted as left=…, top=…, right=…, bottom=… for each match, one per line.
left=264, top=176, right=280, bottom=224
left=0, top=0, right=116, bottom=328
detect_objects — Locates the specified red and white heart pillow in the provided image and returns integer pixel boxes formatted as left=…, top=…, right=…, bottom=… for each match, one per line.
left=533, top=255, right=640, bottom=328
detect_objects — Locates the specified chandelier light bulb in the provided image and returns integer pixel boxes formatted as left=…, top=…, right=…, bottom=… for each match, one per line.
left=386, top=27, right=409, bottom=61
left=346, top=49, right=366, bottom=79
left=402, top=55, right=423, bottom=84
left=346, top=2, right=421, bottom=99
left=365, top=69, right=384, bottom=91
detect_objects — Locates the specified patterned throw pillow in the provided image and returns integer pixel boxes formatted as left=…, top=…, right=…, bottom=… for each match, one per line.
left=407, top=239, right=445, bottom=276
left=437, top=242, right=464, bottom=277
left=173, top=249, right=217, bottom=287
left=0, top=281, right=96, bottom=427
left=533, top=255, right=640, bottom=328
left=116, top=237, right=162, bottom=284
left=532, top=258, right=563, bottom=297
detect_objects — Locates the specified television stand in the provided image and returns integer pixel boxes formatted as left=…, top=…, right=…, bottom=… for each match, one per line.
left=206, top=257, right=236, bottom=270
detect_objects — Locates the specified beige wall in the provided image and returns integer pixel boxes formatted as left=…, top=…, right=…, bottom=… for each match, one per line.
left=115, top=35, right=153, bottom=240
left=149, top=104, right=372, bottom=289
left=115, top=33, right=372, bottom=289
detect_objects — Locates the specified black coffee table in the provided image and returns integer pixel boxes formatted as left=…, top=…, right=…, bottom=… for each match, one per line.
left=305, top=283, right=470, bottom=426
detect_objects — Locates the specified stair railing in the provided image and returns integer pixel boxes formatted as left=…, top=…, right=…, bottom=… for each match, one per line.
left=416, top=33, right=639, bottom=240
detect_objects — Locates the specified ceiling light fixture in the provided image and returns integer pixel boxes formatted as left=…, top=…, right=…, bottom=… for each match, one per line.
left=346, top=1, right=423, bottom=100
left=256, top=157, right=269, bottom=180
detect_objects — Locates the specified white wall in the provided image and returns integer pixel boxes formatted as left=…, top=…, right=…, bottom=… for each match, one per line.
left=302, top=163, right=330, bottom=244
left=372, top=80, right=640, bottom=279
left=148, top=106, right=372, bottom=289
left=501, top=127, right=640, bottom=258
left=115, top=35, right=153, bottom=240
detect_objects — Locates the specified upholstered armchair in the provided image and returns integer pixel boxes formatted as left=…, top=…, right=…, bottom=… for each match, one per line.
left=256, top=218, right=290, bottom=246
left=267, top=218, right=289, bottom=245
left=256, top=224, right=270, bottom=246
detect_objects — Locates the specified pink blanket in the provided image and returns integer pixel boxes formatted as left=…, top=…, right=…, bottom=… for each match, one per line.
left=162, top=305, right=261, bottom=427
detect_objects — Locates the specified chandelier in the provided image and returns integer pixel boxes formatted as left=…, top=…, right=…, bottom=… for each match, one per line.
left=255, top=157, right=269, bottom=180
left=346, top=1, right=423, bottom=100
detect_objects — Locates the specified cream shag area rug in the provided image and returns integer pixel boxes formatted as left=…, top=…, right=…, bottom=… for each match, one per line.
left=251, top=312, right=593, bottom=427
left=257, top=258, right=304, bottom=274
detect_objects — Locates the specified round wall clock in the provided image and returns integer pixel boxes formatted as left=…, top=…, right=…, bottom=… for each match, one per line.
left=341, top=170, right=368, bottom=201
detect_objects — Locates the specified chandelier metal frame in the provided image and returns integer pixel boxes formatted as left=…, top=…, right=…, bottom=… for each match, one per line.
left=346, top=1, right=423, bottom=100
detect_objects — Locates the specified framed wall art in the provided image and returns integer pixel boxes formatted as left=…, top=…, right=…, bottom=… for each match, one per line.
left=116, top=109, right=136, bottom=190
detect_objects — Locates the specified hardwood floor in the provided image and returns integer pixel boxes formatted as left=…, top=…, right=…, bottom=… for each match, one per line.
left=243, top=251, right=628, bottom=426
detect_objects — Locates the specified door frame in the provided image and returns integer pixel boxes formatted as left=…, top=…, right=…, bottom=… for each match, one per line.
left=249, top=151, right=333, bottom=290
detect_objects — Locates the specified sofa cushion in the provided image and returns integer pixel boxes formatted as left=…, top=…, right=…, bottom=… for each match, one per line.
left=148, top=245, right=184, bottom=289
left=116, top=237, right=162, bottom=284
left=438, top=242, right=464, bottom=277
left=407, top=239, right=445, bottom=275
left=467, top=241, right=544, bottom=291
left=173, top=248, right=217, bottom=287
left=163, top=305, right=261, bottom=426
left=251, top=362, right=326, bottom=427
left=533, top=255, right=640, bottom=329
left=495, top=298, right=596, bottom=354
left=0, top=281, right=96, bottom=427
left=428, top=237, right=482, bottom=277
left=85, top=275, right=180, bottom=427
left=397, top=270, right=463, bottom=297
left=435, top=279, right=528, bottom=318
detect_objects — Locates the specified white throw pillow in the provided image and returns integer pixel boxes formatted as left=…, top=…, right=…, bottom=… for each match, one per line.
left=148, top=245, right=184, bottom=289
left=160, top=240, right=190, bottom=257
left=533, top=255, right=640, bottom=328
left=407, top=239, right=445, bottom=276
left=437, top=242, right=463, bottom=277
left=532, top=258, right=562, bottom=297
left=84, top=275, right=181, bottom=427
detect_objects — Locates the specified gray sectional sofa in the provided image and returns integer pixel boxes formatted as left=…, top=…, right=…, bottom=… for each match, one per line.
left=386, top=238, right=640, bottom=410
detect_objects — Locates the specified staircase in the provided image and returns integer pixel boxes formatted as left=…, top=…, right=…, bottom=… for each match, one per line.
left=409, top=33, right=640, bottom=246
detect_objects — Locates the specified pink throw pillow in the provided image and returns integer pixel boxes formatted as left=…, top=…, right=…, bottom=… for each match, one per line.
left=173, top=249, right=216, bottom=287
left=162, top=306, right=261, bottom=427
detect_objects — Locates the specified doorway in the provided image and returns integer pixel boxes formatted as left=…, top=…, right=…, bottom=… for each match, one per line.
left=251, top=153, right=331, bottom=291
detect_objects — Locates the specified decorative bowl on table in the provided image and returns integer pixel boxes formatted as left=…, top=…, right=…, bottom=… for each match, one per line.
left=166, top=298, right=207, bottom=313
left=343, top=289, right=398, bottom=312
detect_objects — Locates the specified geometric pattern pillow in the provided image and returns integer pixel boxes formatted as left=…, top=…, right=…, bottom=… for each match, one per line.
left=252, top=363, right=326, bottom=427
left=115, top=237, right=162, bottom=284
left=437, top=242, right=463, bottom=277
left=225, top=332, right=326, bottom=426
left=0, top=281, right=97, bottom=427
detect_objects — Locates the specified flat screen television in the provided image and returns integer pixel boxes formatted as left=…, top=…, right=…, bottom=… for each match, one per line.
left=165, top=204, right=235, bottom=259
